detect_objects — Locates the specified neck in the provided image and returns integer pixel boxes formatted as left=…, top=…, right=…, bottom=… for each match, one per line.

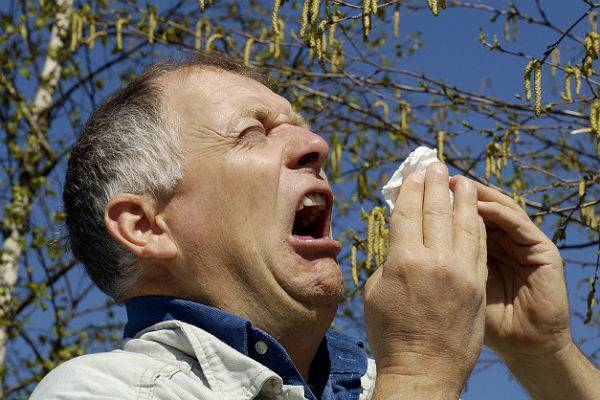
left=261, top=308, right=336, bottom=382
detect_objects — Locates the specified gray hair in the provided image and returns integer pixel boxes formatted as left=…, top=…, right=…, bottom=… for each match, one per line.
left=63, top=53, right=270, bottom=301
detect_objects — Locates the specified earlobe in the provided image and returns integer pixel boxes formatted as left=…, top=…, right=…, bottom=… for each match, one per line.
left=104, top=194, right=177, bottom=259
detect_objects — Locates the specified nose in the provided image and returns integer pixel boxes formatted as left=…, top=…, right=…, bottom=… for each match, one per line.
left=285, top=129, right=329, bottom=174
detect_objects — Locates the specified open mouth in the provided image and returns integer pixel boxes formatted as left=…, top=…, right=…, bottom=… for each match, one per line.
left=288, top=189, right=341, bottom=258
left=292, top=193, right=329, bottom=239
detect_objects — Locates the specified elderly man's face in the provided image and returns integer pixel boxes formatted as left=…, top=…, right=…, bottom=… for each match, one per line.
left=159, top=68, right=343, bottom=316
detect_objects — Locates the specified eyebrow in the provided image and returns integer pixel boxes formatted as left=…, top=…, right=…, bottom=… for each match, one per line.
left=238, top=105, right=310, bottom=130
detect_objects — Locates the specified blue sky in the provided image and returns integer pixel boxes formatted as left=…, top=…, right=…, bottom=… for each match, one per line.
left=3, top=1, right=598, bottom=398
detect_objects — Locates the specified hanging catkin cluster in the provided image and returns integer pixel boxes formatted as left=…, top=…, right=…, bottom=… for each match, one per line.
left=485, top=140, right=508, bottom=182
left=299, top=0, right=327, bottom=62
left=427, top=0, right=446, bottom=17
left=70, top=12, right=84, bottom=51
left=366, top=206, right=388, bottom=271
left=560, top=65, right=581, bottom=103
left=195, top=19, right=210, bottom=50
left=524, top=59, right=542, bottom=116
left=70, top=11, right=106, bottom=51
left=362, top=0, right=378, bottom=40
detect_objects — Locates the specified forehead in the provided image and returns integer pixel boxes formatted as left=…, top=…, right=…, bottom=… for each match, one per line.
left=159, top=67, right=305, bottom=129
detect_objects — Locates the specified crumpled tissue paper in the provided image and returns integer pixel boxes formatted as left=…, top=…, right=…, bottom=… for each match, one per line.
left=382, top=146, right=454, bottom=211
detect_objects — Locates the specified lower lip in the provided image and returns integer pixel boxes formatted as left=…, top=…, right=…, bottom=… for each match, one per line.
left=288, top=235, right=342, bottom=258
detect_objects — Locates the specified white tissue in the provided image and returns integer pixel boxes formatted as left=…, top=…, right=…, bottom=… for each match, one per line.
left=382, top=146, right=454, bottom=211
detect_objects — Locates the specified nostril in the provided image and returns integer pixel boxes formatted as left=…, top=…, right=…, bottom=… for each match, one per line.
left=297, top=152, right=320, bottom=167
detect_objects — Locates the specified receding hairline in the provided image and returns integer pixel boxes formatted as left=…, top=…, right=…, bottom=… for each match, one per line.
left=152, top=65, right=310, bottom=131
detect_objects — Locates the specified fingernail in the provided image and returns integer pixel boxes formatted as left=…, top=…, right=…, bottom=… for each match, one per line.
left=430, top=162, right=447, bottom=175
left=461, top=178, right=475, bottom=195
left=412, top=171, right=425, bottom=183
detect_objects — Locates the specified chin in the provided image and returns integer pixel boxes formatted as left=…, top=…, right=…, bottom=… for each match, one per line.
left=282, top=256, right=345, bottom=307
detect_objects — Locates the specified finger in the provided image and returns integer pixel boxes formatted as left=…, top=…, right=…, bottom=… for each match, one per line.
left=449, top=176, right=528, bottom=218
left=477, top=201, right=546, bottom=246
left=389, top=171, right=425, bottom=249
left=486, top=230, right=559, bottom=267
left=452, top=177, right=480, bottom=271
left=477, top=215, right=488, bottom=284
left=423, top=163, right=453, bottom=250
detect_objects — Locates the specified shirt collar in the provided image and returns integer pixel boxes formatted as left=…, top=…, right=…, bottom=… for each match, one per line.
left=124, top=296, right=367, bottom=400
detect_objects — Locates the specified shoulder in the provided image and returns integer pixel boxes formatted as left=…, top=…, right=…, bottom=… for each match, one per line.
left=29, top=350, right=168, bottom=399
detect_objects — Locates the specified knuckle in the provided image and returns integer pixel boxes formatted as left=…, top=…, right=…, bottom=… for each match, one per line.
left=423, top=207, right=451, bottom=219
left=458, top=223, right=480, bottom=240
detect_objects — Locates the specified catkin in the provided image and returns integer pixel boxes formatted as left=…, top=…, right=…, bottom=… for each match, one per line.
left=561, top=68, right=573, bottom=103
left=351, top=246, right=359, bottom=288
left=244, top=38, right=254, bottom=66
left=272, top=0, right=281, bottom=35
left=116, top=17, right=129, bottom=51
left=437, top=131, right=445, bottom=163
left=533, top=61, right=541, bottom=116
left=311, top=0, right=321, bottom=25
left=524, top=60, right=542, bottom=116
left=199, top=0, right=205, bottom=11
left=400, top=102, right=411, bottom=130
left=586, top=31, right=600, bottom=59
left=574, top=66, right=581, bottom=95
left=550, top=48, right=560, bottom=77
left=579, top=178, right=586, bottom=199
left=366, top=211, right=375, bottom=270
left=300, top=0, right=311, bottom=38
left=501, top=131, right=510, bottom=167
left=362, top=0, right=371, bottom=40
left=328, top=21, right=336, bottom=47
left=87, top=19, right=96, bottom=49
left=428, top=0, right=439, bottom=16
left=589, top=99, right=600, bottom=134
left=205, top=33, right=222, bottom=53
left=330, top=137, right=342, bottom=179
left=70, top=13, right=83, bottom=51
left=148, top=10, right=157, bottom=44
left=374, top=100, right=389, bottom=122
left=393, top=9, right=400, bottom=38
left=523, top=60, right=535, bottom=101
left=366, top=207, right=388, bottom=270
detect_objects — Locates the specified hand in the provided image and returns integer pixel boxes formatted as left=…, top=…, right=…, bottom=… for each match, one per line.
left=449, top=177, right=571, bottom=361
left=364, top=164, right=487, bottom=396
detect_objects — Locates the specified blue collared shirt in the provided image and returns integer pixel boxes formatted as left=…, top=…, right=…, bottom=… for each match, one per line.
left=124, top=296, right=367, bottom=400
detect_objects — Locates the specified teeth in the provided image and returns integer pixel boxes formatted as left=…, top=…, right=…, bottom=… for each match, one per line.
left=296, top=193, right=326, bottom=211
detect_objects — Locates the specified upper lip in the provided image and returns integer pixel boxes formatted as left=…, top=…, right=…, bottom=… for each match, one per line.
left=290, top=183, right=334, bottom=239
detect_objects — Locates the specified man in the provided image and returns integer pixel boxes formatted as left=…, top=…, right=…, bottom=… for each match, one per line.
left=31, top=53, right=599, bottom=399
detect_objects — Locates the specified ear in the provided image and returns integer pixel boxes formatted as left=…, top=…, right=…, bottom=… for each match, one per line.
left=104, top=193, right=178, bottom=259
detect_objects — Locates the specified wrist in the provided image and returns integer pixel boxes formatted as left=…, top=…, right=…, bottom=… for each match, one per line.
left=498, top=341, right=600, bottom=400
left=373, top=372, right=462, bottom=400
left=499, top=339, right=575, bottom=370
left=373, top=352, right=470, bottom=400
